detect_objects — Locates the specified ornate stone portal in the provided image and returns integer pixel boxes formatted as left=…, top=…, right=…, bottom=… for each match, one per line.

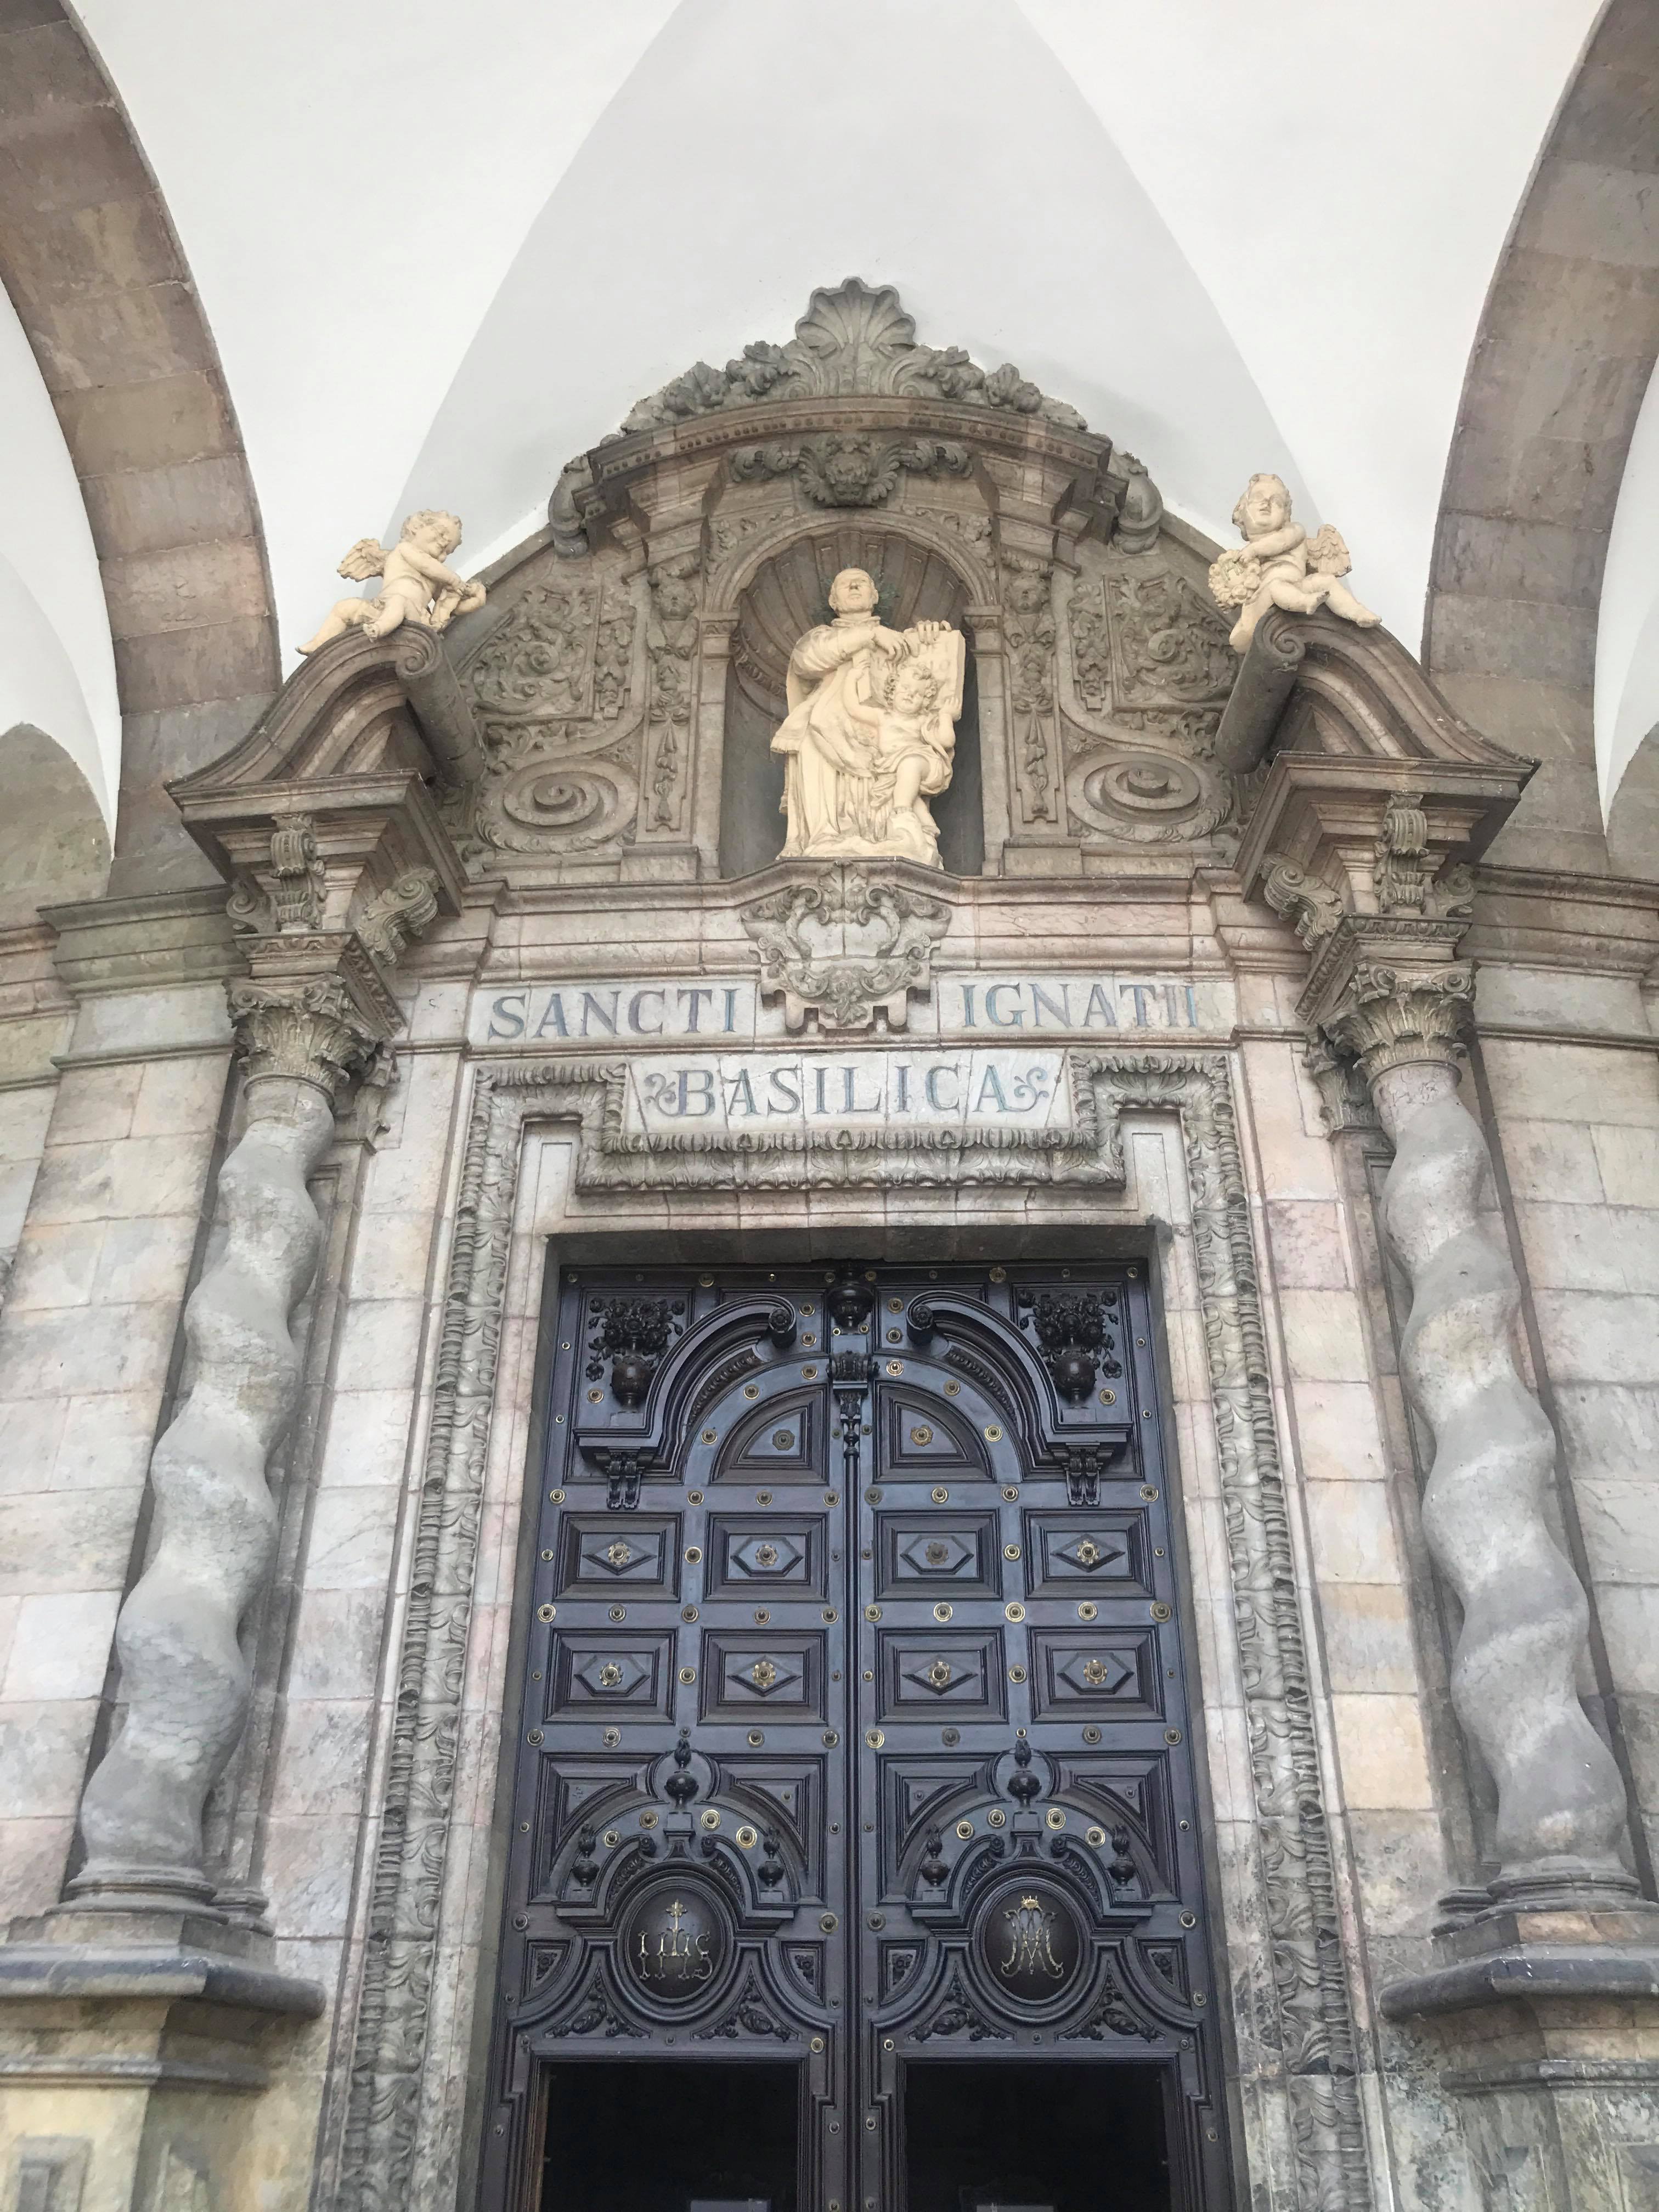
left=433, top=277, right=1244, bottom=882
left=3, top=278, right=1656, bottom=2212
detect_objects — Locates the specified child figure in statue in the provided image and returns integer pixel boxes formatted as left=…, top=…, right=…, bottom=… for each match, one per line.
left=771, top=567, right=963, bottom=866
left=298, top=510, right=486, bottom=654
left=1209, top=472, right=1379, bottom=652
left=845, top=653, right=955, bottom=865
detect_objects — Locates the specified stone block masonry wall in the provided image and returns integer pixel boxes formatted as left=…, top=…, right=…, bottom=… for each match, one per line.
left=1237, top=1036, right=1465, bottom=2209
left=0, top=922, right=77, bottom=1292
left=1243, top=1039, right=1444, bottom=1899
left=0, top=985, right=230, bottom=1921
left=1476, top=1026, right=1659, bottom=1880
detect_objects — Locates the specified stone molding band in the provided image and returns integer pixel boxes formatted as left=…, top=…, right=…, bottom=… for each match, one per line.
left=334, top=1052, right=1372, bottom=2212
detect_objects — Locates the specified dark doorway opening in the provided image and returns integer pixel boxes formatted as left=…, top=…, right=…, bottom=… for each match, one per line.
left=903, top=2061, right=1172, bottom=2212
left=539, top=2061, right=799, bottom=2212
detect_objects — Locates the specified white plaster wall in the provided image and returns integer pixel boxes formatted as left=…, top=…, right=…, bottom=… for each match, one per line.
left=0, top=989, right=230, bottom=1920
left=77, top=0, right=679, bottom=672
left=1596, top=357, right=1659, bottom=818
left=0, top=285, right=120, bottom=823
left=1021, top=0, right=1600, bottom=665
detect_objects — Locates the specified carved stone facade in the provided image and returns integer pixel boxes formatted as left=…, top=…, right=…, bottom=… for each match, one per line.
left=1, top=283, right=1656, bottom=2212
left=437, top=282, right=1243, bottom=883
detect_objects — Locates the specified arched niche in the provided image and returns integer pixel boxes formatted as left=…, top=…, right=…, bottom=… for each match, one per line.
left=716, top=524, right=985, bottom=880
left=0, top=724, right=110, bottom=928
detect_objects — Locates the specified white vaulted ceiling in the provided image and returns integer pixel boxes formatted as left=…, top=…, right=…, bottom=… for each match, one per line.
left=15, top=1, right=1608, bottom=788
left=73, top=0, right=1599, bottom=657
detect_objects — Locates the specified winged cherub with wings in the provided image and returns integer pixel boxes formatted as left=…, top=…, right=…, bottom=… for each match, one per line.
left=1207, top=472, right=1379, bottom=652
left=297, top=509, right=486, bottom=655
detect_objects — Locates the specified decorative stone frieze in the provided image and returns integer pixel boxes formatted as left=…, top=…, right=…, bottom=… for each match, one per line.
left=730, top=431, right=972, bottom=507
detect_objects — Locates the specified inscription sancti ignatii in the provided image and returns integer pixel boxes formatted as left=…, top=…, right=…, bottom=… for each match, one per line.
left=478, top=973, right=1212, bottom=1046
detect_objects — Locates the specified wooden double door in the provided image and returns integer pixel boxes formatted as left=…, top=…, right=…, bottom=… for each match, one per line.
left=482, top=1262, right=1231, bottom=2212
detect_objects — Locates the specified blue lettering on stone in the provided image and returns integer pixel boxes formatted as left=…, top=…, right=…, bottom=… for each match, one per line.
left=975, top=1064, right=1011, bottom=1113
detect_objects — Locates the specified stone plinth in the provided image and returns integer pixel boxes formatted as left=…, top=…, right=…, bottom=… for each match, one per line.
left=1383, top=1914, right=1659, bottom=2211
left=0, top=1918, right=321, bottom=2212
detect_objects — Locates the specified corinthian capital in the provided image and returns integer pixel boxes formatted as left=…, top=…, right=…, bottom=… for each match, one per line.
left=1323, top=960, right=1474, bottom=1089
left=226, top=975, right=382, bottom=1094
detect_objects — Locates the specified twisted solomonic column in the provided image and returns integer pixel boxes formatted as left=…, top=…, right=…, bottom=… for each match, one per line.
left=72, top=980, right=378, bottom=1912
left=1327, top=963, right=1633, bottom=1905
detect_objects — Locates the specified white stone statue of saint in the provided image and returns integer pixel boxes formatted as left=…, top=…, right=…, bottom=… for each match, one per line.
left=771, top=567, right=964, bottom=868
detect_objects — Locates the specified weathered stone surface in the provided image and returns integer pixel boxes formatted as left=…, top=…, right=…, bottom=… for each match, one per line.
left=0, top=0, right=280, bottom=901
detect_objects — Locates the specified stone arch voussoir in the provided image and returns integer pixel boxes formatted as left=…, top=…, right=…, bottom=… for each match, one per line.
left=1425, top=0, right=1659, bottom=872
left=0, top=3, right=280, bottom=893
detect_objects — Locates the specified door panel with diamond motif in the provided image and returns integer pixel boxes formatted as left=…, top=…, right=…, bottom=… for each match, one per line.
left=481, top=1264, right=1232, bottom=2212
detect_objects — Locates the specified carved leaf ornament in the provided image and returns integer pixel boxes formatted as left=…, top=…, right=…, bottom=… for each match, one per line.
left=618, top=279, right=1087, bottom=436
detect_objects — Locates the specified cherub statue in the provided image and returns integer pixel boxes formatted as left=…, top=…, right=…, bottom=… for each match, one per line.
left=298, top=510, right=486, bottom=655
left=1208, top=473, right=1379, bottom=652
left=844, top=646, right=956, bottom=865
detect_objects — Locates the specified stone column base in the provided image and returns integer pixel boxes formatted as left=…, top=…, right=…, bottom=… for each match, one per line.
left=1383, top=1912, right=1659, bottom=2210
left=0, top=1917, right=323, bottom=2212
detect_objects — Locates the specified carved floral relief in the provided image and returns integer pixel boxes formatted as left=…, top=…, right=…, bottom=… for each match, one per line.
left=453, top=560, right=652, bottom=862
left=1001, top=560, right=1060, bottom=826
left=1054, top=545, right=1239, bottom=850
